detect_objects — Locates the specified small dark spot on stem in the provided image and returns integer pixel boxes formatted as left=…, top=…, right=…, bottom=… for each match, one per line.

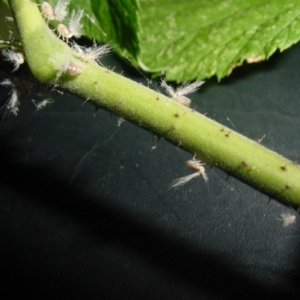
left=280, top=165, right=287, bottom=171
left=174, top=112, right=180, bottom=118
left=284, top=184, right=291, bottom=190
left=225, top=131, right=231, bottom=137
left=156, top=96, right=160, bottom=101
left=170, top=125, right=177, bottom=130
left=241, top=161, right=248, bottom=167
left=220, top=127, right=225, bottom=132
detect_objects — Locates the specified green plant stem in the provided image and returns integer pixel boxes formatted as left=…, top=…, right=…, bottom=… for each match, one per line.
left=8, top=0, right=300, bottom=211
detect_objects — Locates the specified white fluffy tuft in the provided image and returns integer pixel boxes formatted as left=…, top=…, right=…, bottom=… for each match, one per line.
left=54, top=0, right=70, bottom=21
left=280, top=213, right=296, bottom=227
left=2, top=49, right=24, bottom=72
left=176, top=80, right=204, bottom=96
left=169, top=172, right=201, bottom=189
left=0, top=79, right=20, bottom=117
left=68, top=9, right=84, bottom=38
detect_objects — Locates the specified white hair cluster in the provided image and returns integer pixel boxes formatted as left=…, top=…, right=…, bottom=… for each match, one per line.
left=0, top=79, right=20, bottom=117
left=71, top=40, right=110, bottom=65
left=32, top=99, right=52, bottom=111
left=170, top=158, right=208, bottom=189
left=161, top=79, right=204, bottom=107
left=67, top=9, right=84, bottom=38
left=56, top=10, right=84, bottom=42
left=40, top=1, right=84, bottom=42
left=2, top=49, right=24, bottom=72
left=280, top=213, right=296, bottom=227
left=41, top=0, right=70, bottom=22
left=53, top=0, right=70, bottom=21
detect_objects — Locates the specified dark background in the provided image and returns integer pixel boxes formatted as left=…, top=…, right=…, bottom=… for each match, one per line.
left=1, top=36, right=300, bottom=298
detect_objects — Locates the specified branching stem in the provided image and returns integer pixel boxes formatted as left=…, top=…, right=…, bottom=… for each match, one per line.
left=8, top=0, right=300, bottom=211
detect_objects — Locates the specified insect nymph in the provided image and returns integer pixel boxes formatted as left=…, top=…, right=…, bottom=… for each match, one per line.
left=161, top=79, right=204, bottom=107
left=170, top=157, right=208, bottom=189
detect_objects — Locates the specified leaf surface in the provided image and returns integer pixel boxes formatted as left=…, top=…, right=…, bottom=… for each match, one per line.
left=8, top=0, right=300, bottom=82
left=91, top=0, right=140, bottom=55
left=135, top=0, right=300, bottom=81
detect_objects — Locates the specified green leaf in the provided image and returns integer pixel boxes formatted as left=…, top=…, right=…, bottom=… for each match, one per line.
left=44, top=0, right=140, bottom=56
left=134, top=0, right=300, bottom=81
left=27, top=0, right=300, bottom=82
left=69, top=0, right=107, bottom=41
left=91, top=0, right=140, bottom=56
